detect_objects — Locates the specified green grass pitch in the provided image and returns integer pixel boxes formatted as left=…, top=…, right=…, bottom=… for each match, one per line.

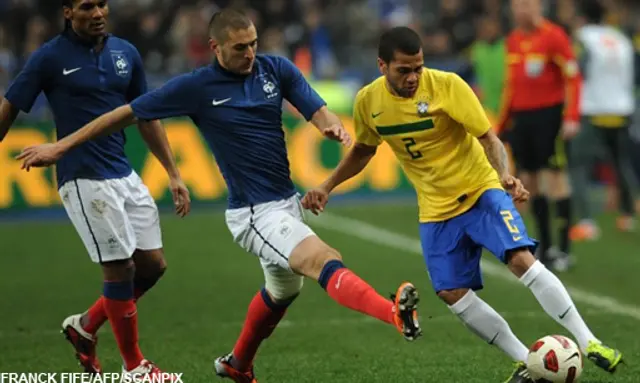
left=1, top=202, right=638, bottom=382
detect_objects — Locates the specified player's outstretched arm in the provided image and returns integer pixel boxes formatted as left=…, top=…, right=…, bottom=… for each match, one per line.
left=310, top=106, right=352, bottom=147
left=301, top=143, right=376, bottom=215
left=0, top=97, right=20, bottom=142
left=17, top=105, right=135, bottom=169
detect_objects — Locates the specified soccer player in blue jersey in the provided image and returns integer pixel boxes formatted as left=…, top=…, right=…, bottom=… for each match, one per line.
left=18, top=8, right=422, bottom=382
left=2, top=0, right=190, bottom=378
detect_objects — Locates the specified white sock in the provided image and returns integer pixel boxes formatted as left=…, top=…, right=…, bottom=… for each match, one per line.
left=520, top=260, right=598, bottom=351
left=449, top=290, right=529, bottom=362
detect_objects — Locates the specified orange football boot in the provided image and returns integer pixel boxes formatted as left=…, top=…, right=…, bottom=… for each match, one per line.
left=391, top=282, right=422, bottom=341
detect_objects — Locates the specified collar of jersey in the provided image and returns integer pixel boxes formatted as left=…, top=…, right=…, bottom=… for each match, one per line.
left=62, top=28, right=111, bottom=48
left=212, top=58, right=254, bottom=79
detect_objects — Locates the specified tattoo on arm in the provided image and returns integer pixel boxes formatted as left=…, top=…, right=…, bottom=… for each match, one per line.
left=482, top=137, right=509, bottom=177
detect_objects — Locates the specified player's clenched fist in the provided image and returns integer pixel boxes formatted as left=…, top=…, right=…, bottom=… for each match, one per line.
left=321, top=124, right=352, bottom=147
left=301, top=186, right=330, bottom=215
left=500, top=174, right=529, bottom=203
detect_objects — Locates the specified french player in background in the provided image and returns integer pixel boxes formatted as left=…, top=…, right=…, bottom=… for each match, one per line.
left=2, top=0, right=190, bottom=378
left=17, top=8, right=422, bottom=383
left=569, top=0, right=639, bottom=240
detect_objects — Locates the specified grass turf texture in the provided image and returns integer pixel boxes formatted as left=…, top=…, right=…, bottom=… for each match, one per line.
left=1, top=203, right=637, bottom=382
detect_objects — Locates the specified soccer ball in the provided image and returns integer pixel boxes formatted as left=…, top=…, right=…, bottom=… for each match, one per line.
left=527, top=335, right=583, bottom=382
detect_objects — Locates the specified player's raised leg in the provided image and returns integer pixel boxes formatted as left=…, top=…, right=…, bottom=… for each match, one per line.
left=471, top=189, right=623, bottom=374
left=419, top=203, right=532, bottom=383
left=290, top=235, right=421, bottom=340
left=216, top=195, right=420, bottom=382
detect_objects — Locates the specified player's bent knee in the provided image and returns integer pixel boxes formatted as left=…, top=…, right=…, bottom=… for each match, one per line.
left=101, top=258, right=136, bottom=282
left=506, top=248, right=537, bottom=278
left=437, top=288, right=470, bottom=306
left=264, top=282, right=302, bottom=304
left=133, top=248, right=167, bottom=278
left=264, top=271, right=304, bottom=302
left=288, top=236, right=342, bottom=280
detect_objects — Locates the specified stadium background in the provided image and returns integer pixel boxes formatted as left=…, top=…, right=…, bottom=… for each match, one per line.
left=2, top=1, right=640, bottom=381
left=2, top=0, right=640, bottom=214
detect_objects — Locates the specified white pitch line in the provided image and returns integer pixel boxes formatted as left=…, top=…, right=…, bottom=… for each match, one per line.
left=309, top=213, right=640, bottom=321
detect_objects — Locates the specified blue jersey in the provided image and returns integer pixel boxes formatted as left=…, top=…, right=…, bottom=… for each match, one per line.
left=4, top=30, right=147, bottom=187
left=131, top=55, right=326, bottom=209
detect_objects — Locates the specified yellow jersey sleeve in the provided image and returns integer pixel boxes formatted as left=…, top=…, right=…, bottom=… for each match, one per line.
left=353, top=88, right=383, bottom=147
left=445, top=74, right=492, bottom=138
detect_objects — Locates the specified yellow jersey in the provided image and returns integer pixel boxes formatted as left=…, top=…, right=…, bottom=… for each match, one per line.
left=353, top=69, right=503, bottom=222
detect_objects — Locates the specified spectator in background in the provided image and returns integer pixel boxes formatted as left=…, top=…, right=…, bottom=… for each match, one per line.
left=470, top=15, right=505, bottom=116
left=437, top=0, right=476, bottom=53
left=301, top=4, right=338, bottom=80
left=497, top=0, right=582, bottom=271
left=569, top=0, right=638, bottom=240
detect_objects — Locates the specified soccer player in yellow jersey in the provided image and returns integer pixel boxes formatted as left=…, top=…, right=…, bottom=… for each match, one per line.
left=302, top=27, right=623, bottom=382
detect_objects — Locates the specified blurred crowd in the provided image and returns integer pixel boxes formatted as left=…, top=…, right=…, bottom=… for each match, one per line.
left=1, top=0, right=640, bottom=223
left=1, top=0, right=638, bottom=90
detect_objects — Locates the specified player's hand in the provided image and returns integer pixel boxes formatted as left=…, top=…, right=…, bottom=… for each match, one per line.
left=561, top=121, right=580, bottom=140
left=169, top=177, right=191, bottom=218
left=321, top=124, right=352, bottom=147
left=16, top=143, right=65, bottom=171
left=501, top=174, right=529, bottom=203
left=301, top=186, right=330, bottom=215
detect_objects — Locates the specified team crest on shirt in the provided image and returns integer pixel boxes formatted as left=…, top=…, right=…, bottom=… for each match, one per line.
left=416, top=101, right=429, bottom=117
left=259, top=73, right=279, bottom=99
left=110, top=52, right=130, bottom=78
left=263, top=81, right=278, bottom=99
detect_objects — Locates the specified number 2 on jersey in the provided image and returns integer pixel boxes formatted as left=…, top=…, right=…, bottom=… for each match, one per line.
left=500, top=210, right=520, bottom=234
left=402, top=137, right=423, bottom=159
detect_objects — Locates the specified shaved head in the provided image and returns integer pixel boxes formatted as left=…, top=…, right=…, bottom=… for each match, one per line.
left=208, top=8, right=253, bottom=43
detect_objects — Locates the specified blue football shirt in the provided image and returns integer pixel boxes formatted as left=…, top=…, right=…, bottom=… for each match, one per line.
left=4, top=30, right=147, bottom=187
left=131, top=55, right=326, bottom=208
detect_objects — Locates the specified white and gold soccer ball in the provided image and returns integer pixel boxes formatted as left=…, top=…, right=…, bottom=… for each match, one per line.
left=527, top=335, right=583, bottom=382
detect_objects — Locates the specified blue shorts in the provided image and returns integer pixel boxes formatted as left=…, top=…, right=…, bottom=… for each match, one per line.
left=419, top=189, right=538, bottom=293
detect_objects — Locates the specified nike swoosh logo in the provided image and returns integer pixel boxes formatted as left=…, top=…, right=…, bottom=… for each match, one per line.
left=124, top=310, right=137, bottom=319
left=564, top=352, right=580, bottom=361
left=559, top=306, right=572, bottom=319
left=335, top=271, right=346, bottom=289
left=513, top=235, right=522, bottom=241
left=372, top=112, right=383, bottom=118
left=63, top=67, right=82, bottom=75
left=212, top=98, right=232, bottom=106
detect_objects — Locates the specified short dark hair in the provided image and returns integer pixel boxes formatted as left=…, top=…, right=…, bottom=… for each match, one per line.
left=62, top=0, right=73, bottom=30
left=208, top=8, right=253, bottom=42
left=579, top=0, right=606, bottom=24
left=378, top=27, right=423, bottom=63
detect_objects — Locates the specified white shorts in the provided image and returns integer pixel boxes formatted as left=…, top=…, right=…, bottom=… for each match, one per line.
left=58, top=171, right=163, bottom=264
left=225, top=194, right=315, bottom=299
